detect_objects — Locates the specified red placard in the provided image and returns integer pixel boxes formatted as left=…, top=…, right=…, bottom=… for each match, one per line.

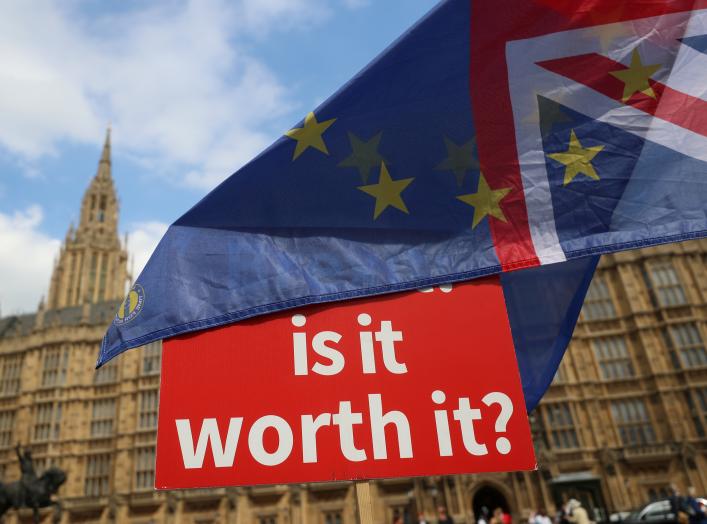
left=155, top=277, right=535, bottom=489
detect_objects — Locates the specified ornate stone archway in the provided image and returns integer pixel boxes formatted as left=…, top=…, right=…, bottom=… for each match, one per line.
left=469, top=478, right=516, bottom=520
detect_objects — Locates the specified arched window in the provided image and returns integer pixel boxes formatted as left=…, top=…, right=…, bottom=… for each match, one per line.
left=97, top=194, right=107, bottom=222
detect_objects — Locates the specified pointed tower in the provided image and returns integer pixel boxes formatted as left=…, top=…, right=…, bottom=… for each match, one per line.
left=47, top=128, right=129, bottom=309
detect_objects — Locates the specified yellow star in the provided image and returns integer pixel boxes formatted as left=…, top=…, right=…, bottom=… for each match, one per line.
left=284, top=112, right=336, bottom=160
left=456, top=173, right=511, bottom=229
left=338, top=131, right=385, bottom=183
left=535, top=95, right=573, bottom=138
left=434, top=137, right=479, bottom=187
left=358, top=162, right=414, bottom=220
left=609, top=48, right=661, bottom=103
left=547, top=130, right=604, bottom=186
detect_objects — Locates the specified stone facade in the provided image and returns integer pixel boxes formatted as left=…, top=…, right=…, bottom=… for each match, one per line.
left=0, top=135, right=704, bottom=523
left=533, top=240, right=707, bottom=519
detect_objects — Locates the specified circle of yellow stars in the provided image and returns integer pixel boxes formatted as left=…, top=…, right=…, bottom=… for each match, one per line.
left=282, top=40, right=656, bottom=224
left=283, top=111, right=518, bottom=226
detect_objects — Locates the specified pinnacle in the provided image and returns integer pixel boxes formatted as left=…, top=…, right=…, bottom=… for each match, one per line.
left=96, top=125, right=112, bottom=180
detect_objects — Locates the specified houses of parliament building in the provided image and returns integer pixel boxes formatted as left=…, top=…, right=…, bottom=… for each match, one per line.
left=0, top=132, right=705, bottom=523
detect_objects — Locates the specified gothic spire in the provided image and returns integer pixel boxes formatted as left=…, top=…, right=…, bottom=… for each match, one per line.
left=46, top=127, right=128, bottom=309
left=76, top=125, right=118, bottom=234
left=97, top=125, right=111, bottom=181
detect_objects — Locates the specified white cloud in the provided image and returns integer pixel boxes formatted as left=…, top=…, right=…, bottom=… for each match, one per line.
left=236, top=0, right=332, bottom=35
left=0, top=0, right=344, bottom=190
left=0, top=206, right=61, bottom=314
left=0, top=4, right=100, bottom=158
left=0, top=207, right=169, bottom=313
left=125, top=221, right=169, bottom=280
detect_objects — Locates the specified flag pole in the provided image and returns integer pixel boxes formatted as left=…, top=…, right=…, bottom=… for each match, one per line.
left=355, top=480, right=374, bottom=524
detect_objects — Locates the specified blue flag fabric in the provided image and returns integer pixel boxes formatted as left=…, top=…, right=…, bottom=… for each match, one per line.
left=100, top=0, right=706, bottom=409
left=502, top=256, right=598, bottom=411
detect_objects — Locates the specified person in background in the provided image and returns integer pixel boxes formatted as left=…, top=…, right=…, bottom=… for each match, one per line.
left=670, top=485, right=689, bottom=524
left=491, top=507, right=505, bottom=524
left=417, top=512, right=428, bottom=524
left=502, top=508, right=512, bottom=524
left=555, top=500, right=570, bottom=524
left=566, top=499, right=593, bottom=524
left=438, top=506, right=454, bottom=524
left=531, top=508, right=552, bottom=524
left=477, top=506, right=491, bottom=524
left=686, top=487, right=706, bottom=524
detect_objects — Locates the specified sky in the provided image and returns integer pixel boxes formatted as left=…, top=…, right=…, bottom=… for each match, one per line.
left=0, top=0, right=438, bottom=315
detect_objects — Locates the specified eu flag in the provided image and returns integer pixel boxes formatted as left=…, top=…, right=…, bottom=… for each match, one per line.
left=100, top=0, right=706, bottom=409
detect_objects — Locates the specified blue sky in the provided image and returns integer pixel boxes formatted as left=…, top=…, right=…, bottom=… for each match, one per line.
left=0, top=0, right=438, bottom=314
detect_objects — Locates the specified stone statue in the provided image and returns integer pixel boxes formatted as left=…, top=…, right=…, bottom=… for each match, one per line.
left=0, top=444, right=66, bottom=523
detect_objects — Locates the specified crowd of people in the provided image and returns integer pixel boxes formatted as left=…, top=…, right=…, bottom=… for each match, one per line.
left=669, top=486, right=706, bottom=524
left=548, top=487, right=706, bottom=524
left=409, top=505, right=513, bottom=524
left=395, top=489, right=706, bottom=524
left=552, top=499, right=594, bottom=524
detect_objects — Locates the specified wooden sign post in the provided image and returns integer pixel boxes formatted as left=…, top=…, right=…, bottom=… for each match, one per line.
left=355, top=481, right=374, bottom=524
